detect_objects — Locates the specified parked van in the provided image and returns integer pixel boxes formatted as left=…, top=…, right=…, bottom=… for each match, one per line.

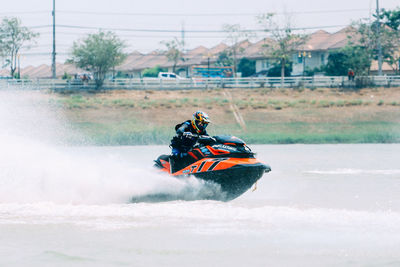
left=158, top=72, right=182, bottom=80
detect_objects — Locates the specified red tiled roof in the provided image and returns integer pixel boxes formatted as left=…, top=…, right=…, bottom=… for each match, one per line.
left=242, top=38, right=275, bottom=58
left=0, top=68, right=10, bottom=76
left=298, top=26, right=357, bottom=51
left=370, top=60, right=396, bottom=71
left=208, top=43, right=229, bottom=54
left=0, top=27, right=361, bottom=76
left=186, top=46, right=209, bottom=57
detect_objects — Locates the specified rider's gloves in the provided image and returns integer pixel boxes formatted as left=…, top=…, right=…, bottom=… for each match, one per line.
left=183, top=132, right=194, bottom=139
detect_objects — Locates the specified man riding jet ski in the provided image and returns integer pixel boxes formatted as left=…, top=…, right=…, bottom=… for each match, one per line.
left=153, top=111, right=271, bottom=201
left=170, top=111, right=211, bottom=157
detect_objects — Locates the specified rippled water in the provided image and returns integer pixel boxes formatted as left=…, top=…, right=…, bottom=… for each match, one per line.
left=1, top=89, right=400, bottom=266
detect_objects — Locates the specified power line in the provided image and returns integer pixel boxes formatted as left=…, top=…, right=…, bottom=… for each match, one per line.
left=30, top=23, right=348, bottom=33
left=29, top=25, right=52, bottom=29
left=19, top=52, right=69, bottom=56
left=0, top=10, right=49, bottom=15
left=37, top=32, right=227, bottom=38
left=27, top=44, right=70, bottom=48
left=56, top=24, right=236, bottom=33
left=0, top=8, right=370, bottom=17
left=36, top=29, right=354, bottom=39
left=56, top=8, right=369, bottom=17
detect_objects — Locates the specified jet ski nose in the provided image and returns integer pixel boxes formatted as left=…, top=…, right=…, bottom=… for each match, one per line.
left=263, top=164, right=271, bottom=173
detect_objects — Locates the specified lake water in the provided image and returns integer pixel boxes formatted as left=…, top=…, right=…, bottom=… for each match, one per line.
left=1, top=89, right=400, bottom=266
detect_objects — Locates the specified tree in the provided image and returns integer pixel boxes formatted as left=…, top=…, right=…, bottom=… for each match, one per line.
left=380, top=8, right=400, bottom=74
left=0, top=17, right=38, bottom=78
left=216, top=50, right=234, bottom=67
left=343, top=46, right=371, bottom=75
left=237, top=58, right=255, bottom=77
left=267, top=62, right=292, bottom=77
left=325, top=46, right=371, bottom=76
left=350, top=7, right=400, bottom=75
left=352, top=20, right=399, bottom=74
left=257, top=13, right=307, bottom=84
left=324, top=50, right=348, bottom=76
left=381, top=8, right=400, bottom=31
left=68, top=31, right=126, bottom=89
left=222, top=24, right=251, bottom=77
left=142, top=65, right=167, bottom=77
left=161, top=38, right=184, bottom=73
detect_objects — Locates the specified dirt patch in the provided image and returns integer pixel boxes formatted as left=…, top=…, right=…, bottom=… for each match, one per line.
left=53, top=87, right=400, bottom=127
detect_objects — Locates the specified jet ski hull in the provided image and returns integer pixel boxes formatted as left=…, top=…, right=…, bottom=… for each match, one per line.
left=149, top=135, right=271, bottom=202
left=155, top=156, right=270, bottom=201
left=193, top=162, right=270, bottom=201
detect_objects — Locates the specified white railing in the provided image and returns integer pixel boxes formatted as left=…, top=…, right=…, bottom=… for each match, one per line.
left=1, top=76, right=400, bottom=90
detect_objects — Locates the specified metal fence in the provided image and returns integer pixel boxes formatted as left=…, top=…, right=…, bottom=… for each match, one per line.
left=1, top=76, right=400, bottom=90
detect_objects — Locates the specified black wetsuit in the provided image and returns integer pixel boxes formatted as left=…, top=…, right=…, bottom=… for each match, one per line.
left=170, top=120, right=208, bottom=156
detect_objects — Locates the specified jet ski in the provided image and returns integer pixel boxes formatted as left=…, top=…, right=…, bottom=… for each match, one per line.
left=153, top=135, right=271, bottom=201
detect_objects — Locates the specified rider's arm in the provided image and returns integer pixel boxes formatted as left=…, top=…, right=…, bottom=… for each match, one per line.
left=176, top=122, right=190, bottom=135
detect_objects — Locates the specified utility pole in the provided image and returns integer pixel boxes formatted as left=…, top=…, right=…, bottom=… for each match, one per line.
left=181, top=21, right=185, bottom=53
left=51, top=0, right=56, bottom=78
left=181, top=21, right=187, bottom=76
left=18, top=54, right=20, bottom=79
left=376, top=0, right=383, bottom=76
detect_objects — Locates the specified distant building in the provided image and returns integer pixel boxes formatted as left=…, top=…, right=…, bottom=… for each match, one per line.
left=0, top=63, right=82, bottom=79
left=291, top=27, right=356, bottom=76
left=370, top=60, right=399, bottom=75
left=240, top=38, right=275, bottom=75
left=5, top=26, right=393, bottom=79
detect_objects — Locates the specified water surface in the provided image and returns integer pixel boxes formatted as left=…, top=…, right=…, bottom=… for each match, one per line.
left=1, top=144, right=400, bottom=267
left=1, top=89, right=400, bottom=266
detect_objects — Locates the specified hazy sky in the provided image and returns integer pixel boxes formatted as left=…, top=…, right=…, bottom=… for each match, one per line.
left=1, top=0, right=399, bottom=66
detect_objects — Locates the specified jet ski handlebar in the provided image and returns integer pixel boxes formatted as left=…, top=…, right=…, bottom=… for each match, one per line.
left=183, top=132, right=216, bottom=144
left=198, top=135, right=217, bottom=144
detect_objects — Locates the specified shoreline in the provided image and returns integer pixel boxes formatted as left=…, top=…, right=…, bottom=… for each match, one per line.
left=49, top=87, right=400, bottom=145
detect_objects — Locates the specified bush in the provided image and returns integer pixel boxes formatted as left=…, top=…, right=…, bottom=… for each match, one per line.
left=267, top=62, right=292, bottom=77
left=142, top=65, right=167, bottom=77
left=62, top=72, right=72, bottom=80
left=238, top=58, right=256, bottom=77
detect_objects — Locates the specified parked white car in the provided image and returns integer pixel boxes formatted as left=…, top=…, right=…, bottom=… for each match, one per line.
left=158, top=72, right=182, bottom=80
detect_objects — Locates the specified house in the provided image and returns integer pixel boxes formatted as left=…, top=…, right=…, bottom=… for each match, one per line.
left=241, top=38, right=275, bottom=75
left=116, top=43, right=230, bottom=78
left=173, top=45, right=209, bottom=77
left=1, top=26, right=372, bottom=79
left=0, top=63, right=83, bottom=79
left=370, top=60, right=399, bottom=75
left=291, top=27, right=356, bottom=76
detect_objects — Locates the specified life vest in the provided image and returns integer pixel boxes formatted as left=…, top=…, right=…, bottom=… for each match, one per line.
left=170, top=120, right=206, bottom=152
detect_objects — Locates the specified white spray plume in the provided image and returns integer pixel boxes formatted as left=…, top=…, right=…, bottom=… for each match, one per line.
left=0, top=89, right=220, bottom=204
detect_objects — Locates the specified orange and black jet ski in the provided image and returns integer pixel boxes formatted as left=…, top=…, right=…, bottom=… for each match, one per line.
left=154, top=135, right=271, bottom=201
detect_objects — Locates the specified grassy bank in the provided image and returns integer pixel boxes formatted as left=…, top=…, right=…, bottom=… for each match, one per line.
left=72, top=120, right=400, bottom=145
left=50, top=87, right=400, bottom=145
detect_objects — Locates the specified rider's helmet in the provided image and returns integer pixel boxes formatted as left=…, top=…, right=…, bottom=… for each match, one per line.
left=191, top=111, right=211, bottom=133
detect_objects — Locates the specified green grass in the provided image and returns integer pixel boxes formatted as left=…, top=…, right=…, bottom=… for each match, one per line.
left=238, top=121, right=400, bottom=144
left=70, top=119, right=400, bottom=145
left=54, top=94, right=400, bottom=145
left=73, top=120, right=173, bottom=145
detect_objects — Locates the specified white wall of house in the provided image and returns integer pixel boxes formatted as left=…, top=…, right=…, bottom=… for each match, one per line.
left=130, top=71, right=141, bottom=78
left=255, top=59, right=273, bottom=74
left=254, top=51, right=330, bottom=77
left=292, top=51, right=329, bottom=76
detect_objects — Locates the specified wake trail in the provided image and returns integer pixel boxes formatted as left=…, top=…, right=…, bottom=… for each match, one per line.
left=0, top=89, right=219, bottom=204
